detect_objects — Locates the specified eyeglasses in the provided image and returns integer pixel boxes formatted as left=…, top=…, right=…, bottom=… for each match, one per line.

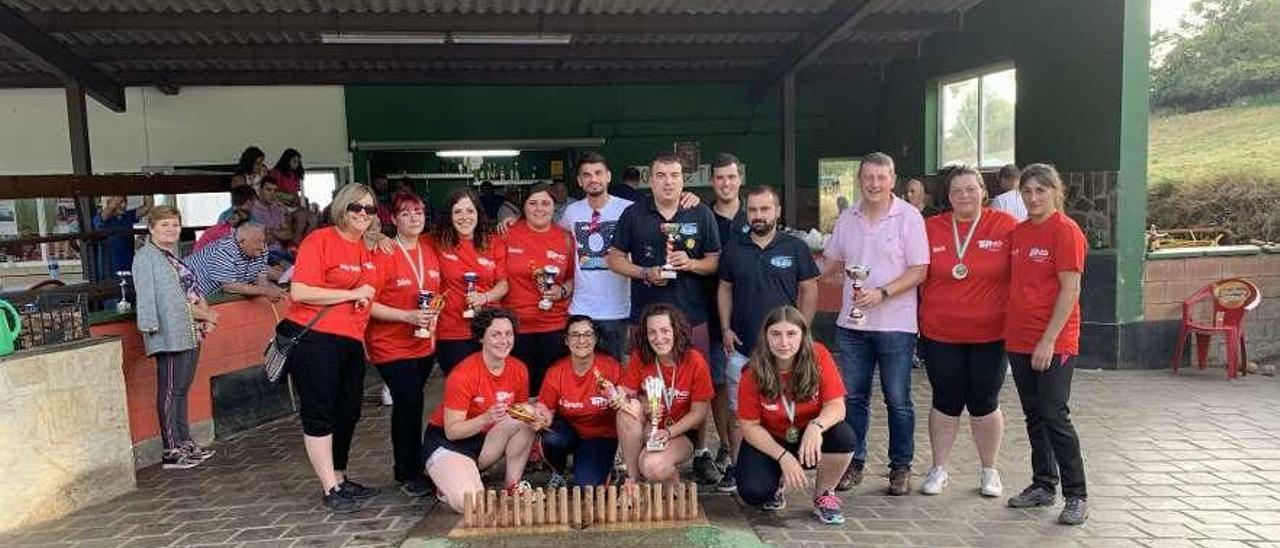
left=567, top=332, right=597, bottom=340
left=346, top=203, right=378, bottom=215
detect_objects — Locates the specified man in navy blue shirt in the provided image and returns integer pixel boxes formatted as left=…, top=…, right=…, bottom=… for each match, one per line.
left=94, top=195, right=153, bottom=278
left=716, top=185, right=819, bottom=485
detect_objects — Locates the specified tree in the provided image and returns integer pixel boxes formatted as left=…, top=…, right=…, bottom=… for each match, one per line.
left=1152, top=0, right=1280, bottom=112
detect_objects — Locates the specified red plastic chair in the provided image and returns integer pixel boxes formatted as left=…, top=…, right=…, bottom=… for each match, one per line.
left=1171, top=278, right=1261, bottom=380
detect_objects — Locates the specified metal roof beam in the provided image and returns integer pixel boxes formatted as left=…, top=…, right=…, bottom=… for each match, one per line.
left=0, top=4, right=123, bottom=111
left=748, top=0, right=876, bottom=103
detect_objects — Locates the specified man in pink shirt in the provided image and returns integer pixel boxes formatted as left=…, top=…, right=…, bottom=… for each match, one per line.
left=821, top=152, right=929, bottom=495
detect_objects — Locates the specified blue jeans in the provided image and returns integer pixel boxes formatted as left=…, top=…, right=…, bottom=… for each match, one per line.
left=540, top=417, right=619, bottom=487
left=834, top=326, right=916, bottom=470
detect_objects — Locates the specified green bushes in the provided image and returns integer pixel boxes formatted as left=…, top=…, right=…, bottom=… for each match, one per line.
left=1148, top=175, right=1280, bottom=244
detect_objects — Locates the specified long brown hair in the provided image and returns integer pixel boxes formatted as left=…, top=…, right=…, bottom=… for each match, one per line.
left=432, top=187, right=492, bottom=252
left=630, top=303, right=693, bottom=368
left=747, top=306, right=820, bottom=402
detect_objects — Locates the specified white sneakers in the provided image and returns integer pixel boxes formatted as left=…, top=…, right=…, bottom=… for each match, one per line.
left=921, top=466, right=949, bottom=495
left=980, top=467, right=1003, bottom=497
left=920, top=466, right=1002, bottom=497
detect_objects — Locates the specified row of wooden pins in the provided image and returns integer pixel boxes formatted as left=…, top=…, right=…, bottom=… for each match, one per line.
left=462, top=482, right=699, bottom=528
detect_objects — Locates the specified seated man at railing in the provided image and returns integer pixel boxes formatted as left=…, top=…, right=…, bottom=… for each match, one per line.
left=183, top=223, right=285, bottom=302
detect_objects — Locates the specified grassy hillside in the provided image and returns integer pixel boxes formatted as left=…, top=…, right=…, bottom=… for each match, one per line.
left=1148, top=102, right=1280, bottom=185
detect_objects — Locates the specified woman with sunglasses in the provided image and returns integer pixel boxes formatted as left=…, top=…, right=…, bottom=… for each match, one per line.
left=505, top=183, right=575, bottom=396
left=280, top=184, right=384, bottom=513
left=616, top=303, right=714, bottom=487
left=735, top=306, right=852, bottom=525
left=532, top=315, right=624, bottom=488
left=433, top=188, right=509, bottom=375
left=365, top=191, right=441, bottom=498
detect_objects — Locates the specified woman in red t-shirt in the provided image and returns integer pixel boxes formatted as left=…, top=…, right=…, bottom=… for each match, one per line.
left=422, top=308, right=541, bottom=513
left=280, top=183, right=384, bottom=513
left=532, top=315, right=624, bottom=488
left=432, top=188, right=509, bottom=375
left=1004, top=163, right=1090, bottom=525
left=735, top=306, right=852, bottom=525
left=505, top=183, right=576, bottom=395
left=616, top=304, right=714, bottom=486
left=365, top=192, right=442, bottom=498
left=918, top=165, right=1019, bottom=499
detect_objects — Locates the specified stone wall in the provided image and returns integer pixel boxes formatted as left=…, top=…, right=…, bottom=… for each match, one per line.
left=1144, top=249, right=1280, bottom=365
left=0, top=338, right=134, bottom=534
left=1063, top=170, right=1118, bottom=249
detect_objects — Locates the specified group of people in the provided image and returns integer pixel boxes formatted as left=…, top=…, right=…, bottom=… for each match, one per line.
left=133, top=147, right=1091, bottom=528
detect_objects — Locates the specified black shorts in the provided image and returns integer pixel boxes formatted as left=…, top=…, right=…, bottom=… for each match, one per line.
left=422, top=424, right=486, bottom=465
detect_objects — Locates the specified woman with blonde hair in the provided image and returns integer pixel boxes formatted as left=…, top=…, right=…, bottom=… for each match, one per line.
left=1003, top=163, right=1090, bottom=525
left=133, top=205, right=219, bottom=469
left=734, top=306, right=852, bottom=524
left=280, top=183, right=385, bottom=513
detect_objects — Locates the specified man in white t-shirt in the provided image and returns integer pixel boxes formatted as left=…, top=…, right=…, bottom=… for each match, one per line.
left=989, top=163, right=1027, bottom=221
left=559, top=152, right=634, bottom=360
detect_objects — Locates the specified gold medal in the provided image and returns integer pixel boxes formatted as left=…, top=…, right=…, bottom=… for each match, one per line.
left=952, top=263, right=969, bottom=280
left=785, top=426, right=800, bottom=444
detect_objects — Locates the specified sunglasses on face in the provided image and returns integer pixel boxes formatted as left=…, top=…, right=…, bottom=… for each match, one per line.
left=346, top=203, right=378, bottom=215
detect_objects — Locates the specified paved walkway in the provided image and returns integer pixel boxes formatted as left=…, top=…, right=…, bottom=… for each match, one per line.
left=4, top=366, right=1280, bottom=548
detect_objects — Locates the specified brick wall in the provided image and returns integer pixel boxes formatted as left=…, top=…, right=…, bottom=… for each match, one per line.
left=1144, top=251, right=1280, bottom=363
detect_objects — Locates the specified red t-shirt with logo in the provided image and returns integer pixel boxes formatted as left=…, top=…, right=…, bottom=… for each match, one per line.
left=920, top=208, right=1018, bottom=343
left=1005, top=211, right=1087, bottom=355
left=286, top=227, right=382, bottom=341
left=736, top=343, right=845, bottom=441
left=434, top=236, right=508, bottom=341
left=428, top=352, right=530, bottom=431
left=365, top=237, right=442, bottom=364
left=503, top=220, right=576, bottom=334
left=538, top=353, right=623, bottom=439
left=621, top=349, right=714, bottom=425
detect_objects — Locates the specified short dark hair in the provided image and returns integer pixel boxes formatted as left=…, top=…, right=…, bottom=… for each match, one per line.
left=471, top=307, right=518, bottom=341
left=622, top=167, right=642, bottom=183
left=230, top=185, right=257, bottom=207
left=565, top=314, right=600, bottom=353
left=998, top=163, right=1020, bottom=182
left=651, top=151, right=682, bottom=169
left=711, top=152, right=741, bottom=174
left=745, top=185, right=779, bottom=205
left=576, top=152, right=608, bottom=175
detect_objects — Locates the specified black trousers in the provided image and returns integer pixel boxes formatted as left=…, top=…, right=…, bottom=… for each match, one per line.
left=735, top=421, right=856, bottom=506
left=1008, top=352, right=1088, bottom=499
left=155, top=347, right=201, bottom=450
left=436, top=339, right=480, bottom=377
left=282, top=321, right=366, bottom=471
left=374, top=354, right=435, bottom=482
left=513, top=329, right=567, bottom=397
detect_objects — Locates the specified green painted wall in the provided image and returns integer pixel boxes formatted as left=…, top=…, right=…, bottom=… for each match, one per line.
left=344, top=80, right=880, bottom=229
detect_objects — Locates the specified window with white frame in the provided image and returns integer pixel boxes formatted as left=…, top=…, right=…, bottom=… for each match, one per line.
left=939, top=66, right=1016, bottom=169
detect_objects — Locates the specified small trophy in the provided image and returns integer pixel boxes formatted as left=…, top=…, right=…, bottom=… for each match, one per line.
left=643, top=376, right=667, bottom=452
left=534, top=264, right=560, bottom=310
left=659, top=223, right=682, bottom=279
left=414, top=290, right=434, bottom=338
left=462, top=272, right=479, bottom=319
left=115, top=270, right=133, bottom=313
left=845, top=265, right=871, bottom=325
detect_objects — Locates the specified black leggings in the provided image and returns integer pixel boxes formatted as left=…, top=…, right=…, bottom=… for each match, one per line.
left=436, top=339, right=480, bottom=377
left=735, top=421, right=856, bottom=506
left=374, top=354, right=435, bottom=482
left=513, top=329, right=567, bottom=397
left=282, top=321, right=366, bottom=471
left=155, top=347, right=201, bottom=450
left=921, top=338, right=1006, bottom=417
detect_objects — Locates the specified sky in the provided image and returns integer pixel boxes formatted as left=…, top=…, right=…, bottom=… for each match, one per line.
left=1151, top=0, right=1197, bottom=35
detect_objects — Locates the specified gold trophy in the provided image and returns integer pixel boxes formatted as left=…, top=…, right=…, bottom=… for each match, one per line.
left=462, top=272, right=479, bottom=319
left=534, top=264, right=560, bottom=311
left=659, top=223, right=682, bottom=279
left=845, top=265, right=871, bottom=325
left=643, top=376, right=667, bottom=452
left=415, top=290, right=447, bottom=338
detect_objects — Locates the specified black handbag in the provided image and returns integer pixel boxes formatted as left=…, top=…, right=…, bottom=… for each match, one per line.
left=263, top=305, right=332, bottom=383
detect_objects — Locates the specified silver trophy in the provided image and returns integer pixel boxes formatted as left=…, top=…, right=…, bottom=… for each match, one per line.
left=535, top=265, right=560, bottom=311
left=659, top=223, right=682, bottom=279
left=462, top=272, right=479, bottom=319
left=115, top=270, right=133, bottom=313
left=845, top=265, right=870, bottom=325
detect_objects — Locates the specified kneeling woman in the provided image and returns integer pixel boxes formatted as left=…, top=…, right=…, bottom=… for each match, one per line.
left=617, top=304, right=714, bottom=486
left=423, top=308, right=540, bottom=513
left=736, top=306, right=854, bottom=525
left=534, top=315, right=625, bottom=488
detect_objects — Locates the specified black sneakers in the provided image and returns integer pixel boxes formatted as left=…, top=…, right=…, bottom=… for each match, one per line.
left=692, top=450, right=722, bottom=485
left=835, top=460, right=864, bottom=491
left=339, top=479, right=379, bottom=499
left=1007, top=485, right=1057, bottom=508
left=400, top=476, right=433, bottom=498
left=161, top=448, right=201, bottom=470
left=323, top=485, right=360, bottom=513
left=1059, top=497, right=1090, bottom=525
